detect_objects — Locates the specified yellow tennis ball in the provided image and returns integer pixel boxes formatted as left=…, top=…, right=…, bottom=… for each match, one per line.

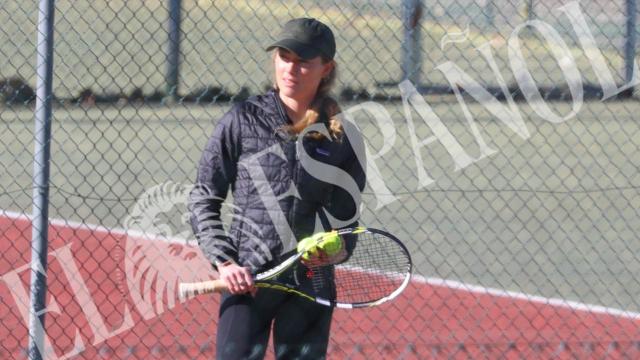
left=297, top=236, right=318, bottom=260
left=297, top=232, right=342, bottom=260
left=318, top=232, right=342, bottom=256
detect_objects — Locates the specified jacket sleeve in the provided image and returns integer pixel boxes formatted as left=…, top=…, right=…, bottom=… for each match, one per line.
left=344, top=128, right=367, bottom=202
left=189, top=108, right=241, bottom=265
left=328, top=124, right=367, bottom=230
left=333, top=128, right=367, bottom=257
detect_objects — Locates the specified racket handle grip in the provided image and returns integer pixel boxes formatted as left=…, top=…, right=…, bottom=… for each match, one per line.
left=179, top=280, right=228, bottom=299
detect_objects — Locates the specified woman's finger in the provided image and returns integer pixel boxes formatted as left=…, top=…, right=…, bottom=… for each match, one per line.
left=229, top=272, right=242, bottom=293
left=240, top=268, right=254, bottom=287
left=235, top=268, right=253, bottom=293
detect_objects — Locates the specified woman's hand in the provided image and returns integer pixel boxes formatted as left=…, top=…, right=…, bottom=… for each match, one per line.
left=217, top=261, right=255, bottom=295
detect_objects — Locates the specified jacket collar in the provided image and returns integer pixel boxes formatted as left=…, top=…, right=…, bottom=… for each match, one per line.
left=269, top=88, right=293, bottom=126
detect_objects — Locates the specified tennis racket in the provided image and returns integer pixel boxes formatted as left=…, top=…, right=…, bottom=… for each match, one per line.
left=179, top=227, right=412, bottom=308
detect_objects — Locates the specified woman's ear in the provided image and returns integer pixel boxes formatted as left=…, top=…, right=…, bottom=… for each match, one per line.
left=322, top=61, right=335, bottom=78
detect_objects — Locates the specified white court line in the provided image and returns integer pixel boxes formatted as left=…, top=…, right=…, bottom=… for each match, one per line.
left=411, top=275, right=640, bottom=320
left=4, top=209, right=640, bottom=320
left=1, top=209, right=190, bottom=245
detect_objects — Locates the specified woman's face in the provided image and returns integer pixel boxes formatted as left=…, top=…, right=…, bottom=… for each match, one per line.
left=274, top=48, right=333, bottom=102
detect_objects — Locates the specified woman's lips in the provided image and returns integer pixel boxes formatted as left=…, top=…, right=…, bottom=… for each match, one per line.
left=282, top=78, right=298, bottom=87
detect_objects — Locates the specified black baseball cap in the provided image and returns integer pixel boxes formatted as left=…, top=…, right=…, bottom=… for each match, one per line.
left=266, top=18, right=336, bottom=60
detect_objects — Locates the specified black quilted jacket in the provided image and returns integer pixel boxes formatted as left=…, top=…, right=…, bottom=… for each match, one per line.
left=189, top=89, right=366, bottom=272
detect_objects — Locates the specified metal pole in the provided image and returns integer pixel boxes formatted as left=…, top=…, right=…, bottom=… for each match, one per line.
left=167, top=0, right=182, bottom=101
left=401, top=0, right=422, bottom=85
left=484, top=0, right=495, bottom=28
left=28, top=0, right=56, bottom=359
left=527, top=0, right=535, bottom=21
left=625, top=0, right=637, bottom=85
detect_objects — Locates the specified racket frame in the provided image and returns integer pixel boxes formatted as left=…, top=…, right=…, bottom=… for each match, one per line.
left=179, top=227, right=412, bottom=308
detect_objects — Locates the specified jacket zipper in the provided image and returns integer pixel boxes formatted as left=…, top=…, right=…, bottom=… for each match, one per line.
left=273, top=90, right=300, bottom=247
left=288, top=139, right=299, bottom=242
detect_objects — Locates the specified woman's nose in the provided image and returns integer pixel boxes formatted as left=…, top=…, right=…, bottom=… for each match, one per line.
left=284, top=61, right=299, bottom=75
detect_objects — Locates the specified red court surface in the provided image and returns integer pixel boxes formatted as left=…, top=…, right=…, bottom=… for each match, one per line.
left=2, top=211, right=640, bottom=359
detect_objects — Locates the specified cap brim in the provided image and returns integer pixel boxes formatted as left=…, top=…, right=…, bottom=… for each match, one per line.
left=266, top=39, right=322, bottom=60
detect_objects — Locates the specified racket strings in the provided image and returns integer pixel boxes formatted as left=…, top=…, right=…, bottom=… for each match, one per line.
left=332, top=231, right=410, bottom=304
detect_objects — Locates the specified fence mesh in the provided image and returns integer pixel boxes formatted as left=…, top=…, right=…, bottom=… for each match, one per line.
left=1, top=0, right=640, bottom=358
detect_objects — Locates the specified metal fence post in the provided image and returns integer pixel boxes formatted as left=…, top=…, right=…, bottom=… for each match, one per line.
left=625, top=0, right=637, bottom=86
left=526, top=0, right=535, bottom=21
left=484, top=0, right=495, bottom=28
left=167, top=0, right=182, bottom=101
left=28, top=0, right=56, bottom=359
left=401, top=0, right=422, bottom=85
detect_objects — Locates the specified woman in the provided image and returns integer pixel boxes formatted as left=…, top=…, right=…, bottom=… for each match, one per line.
left=189, top=18, right=366, bottom=359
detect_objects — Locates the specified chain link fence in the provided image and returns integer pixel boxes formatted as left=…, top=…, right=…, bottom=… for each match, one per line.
left=2, top=0, right=640, bottom=358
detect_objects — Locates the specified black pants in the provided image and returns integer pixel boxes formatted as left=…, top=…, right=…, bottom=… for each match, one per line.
left=216, top=288, right=333, bottom=360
